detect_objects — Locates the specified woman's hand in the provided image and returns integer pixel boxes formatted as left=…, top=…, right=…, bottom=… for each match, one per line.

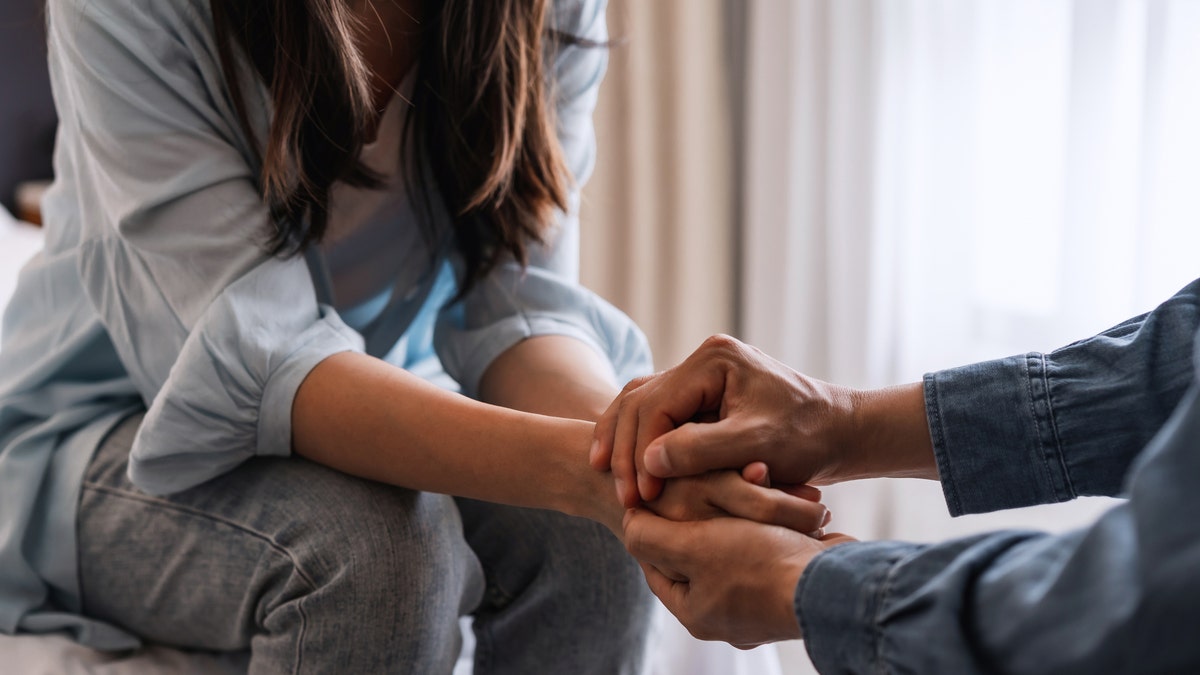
left=646, top=467, right=830, bottom=538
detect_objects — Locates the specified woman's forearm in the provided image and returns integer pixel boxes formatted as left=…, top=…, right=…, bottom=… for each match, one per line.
left=292, top=351, right=622, bottom=531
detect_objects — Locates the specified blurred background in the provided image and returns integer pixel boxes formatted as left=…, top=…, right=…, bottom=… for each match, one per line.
left=4, top=0, right=1200, bottom=673
left=581, top=0, right=1200, bottom=671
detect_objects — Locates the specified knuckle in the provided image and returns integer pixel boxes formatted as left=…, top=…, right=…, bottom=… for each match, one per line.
left=746, top=417, right=777, bottom=448
left=624, top=524, right=644, bottom=555
left=622, top=375, right=649, bottom=395
left=701, top=333, right=740, bottom=354
left=616, top=392, right=631, bottom=410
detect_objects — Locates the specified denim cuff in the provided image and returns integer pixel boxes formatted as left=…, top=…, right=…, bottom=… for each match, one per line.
left=924, top=354, right=1074, bottom=516
left=796, top=541, right=925, bottom=674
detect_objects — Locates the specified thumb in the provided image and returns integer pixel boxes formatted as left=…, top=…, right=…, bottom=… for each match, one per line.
left=643, top=418, right=760, bottom=478
left=741, top=461, right=771, bottom=487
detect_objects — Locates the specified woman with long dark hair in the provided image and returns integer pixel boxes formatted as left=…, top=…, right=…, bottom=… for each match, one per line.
left=0, top=0, right=827, bottom=671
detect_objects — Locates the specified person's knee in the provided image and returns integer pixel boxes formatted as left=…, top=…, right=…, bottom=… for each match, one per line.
left=244, top=468, right=480, bottom=672
left=301, top=485, right=479, bottom=615
left=545, top=517, right=651, bottom=626
left=465, top=503, right=651, bottom=626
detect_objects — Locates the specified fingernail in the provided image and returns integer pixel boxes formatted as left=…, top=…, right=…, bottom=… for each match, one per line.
left=588, top=438, right=600, bottom=465
left=645, top=441, right=671, bottom=475
left=616, top=479, right=628, bottom=506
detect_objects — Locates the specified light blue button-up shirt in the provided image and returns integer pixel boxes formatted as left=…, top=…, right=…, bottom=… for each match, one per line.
left=0, top=0, right=646, bottom=649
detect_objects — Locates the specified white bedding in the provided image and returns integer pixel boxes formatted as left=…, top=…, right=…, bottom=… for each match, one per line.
left=0, top=204, right=782, bottom=674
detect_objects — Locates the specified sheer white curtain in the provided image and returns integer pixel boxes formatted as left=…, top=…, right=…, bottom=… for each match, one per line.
left=740, top=1, right=1200, bottom=671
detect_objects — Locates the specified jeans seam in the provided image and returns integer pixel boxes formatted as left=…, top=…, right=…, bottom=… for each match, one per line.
left=81, top=481, right=320, bottom=591
left=294, top=595, right=308, bottom=675
left=82, top=481, right=316, bottom=673
left=472, top=573, right=512, bottom=674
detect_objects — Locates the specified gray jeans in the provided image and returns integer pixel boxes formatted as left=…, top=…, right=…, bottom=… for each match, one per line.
left=76, top=414, right=651, bottom=674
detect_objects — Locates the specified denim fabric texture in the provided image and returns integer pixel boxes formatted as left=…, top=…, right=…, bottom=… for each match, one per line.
left=797, top=278, right=1200, bottom=674
left=79, top=414, right=652, bottom=674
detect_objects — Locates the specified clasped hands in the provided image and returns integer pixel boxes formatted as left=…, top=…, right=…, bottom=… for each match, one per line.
left=589, top=335, right=866, bottom=649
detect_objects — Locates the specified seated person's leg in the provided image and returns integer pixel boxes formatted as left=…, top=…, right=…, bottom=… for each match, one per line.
left=457, top=497, right=653, bottom=675
left=77, top=414, right=484, bottom=674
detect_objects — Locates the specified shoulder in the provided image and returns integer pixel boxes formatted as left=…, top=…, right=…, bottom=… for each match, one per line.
left=46, top=0, right=213, bottom=55
left=553, top=0, right=608, bottom=41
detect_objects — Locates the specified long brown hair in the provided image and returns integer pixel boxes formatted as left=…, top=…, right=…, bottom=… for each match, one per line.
left=210, top=0, right=574, bottom=294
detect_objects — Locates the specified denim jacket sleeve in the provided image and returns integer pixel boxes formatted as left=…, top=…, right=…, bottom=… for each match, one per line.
left=434, top=0, right=653, bottom=396
left=796, top=280, right=1200, bottom=673
left=928, top=278, right=1200, bottom=516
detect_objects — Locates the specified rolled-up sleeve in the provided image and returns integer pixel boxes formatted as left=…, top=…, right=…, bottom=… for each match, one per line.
left=924, top=278, right=1200, bottom=516
left=52, top=0, right=362, bottom=495
left=434, top=0, right=652, bottom=397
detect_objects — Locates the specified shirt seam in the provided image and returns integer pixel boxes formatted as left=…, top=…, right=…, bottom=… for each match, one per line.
left=1038, top=352, right=1076, bottom=499
left=1022, top=353, right=1060, bottom=504
left=874, top=548, right=923, bottom=675
left=255, top=317, right=362, bottom=455
left=925, top=374, right=963, bottom=516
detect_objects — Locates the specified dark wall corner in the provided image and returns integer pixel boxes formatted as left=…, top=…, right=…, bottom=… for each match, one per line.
left=0, top=1, right=57, bottom=213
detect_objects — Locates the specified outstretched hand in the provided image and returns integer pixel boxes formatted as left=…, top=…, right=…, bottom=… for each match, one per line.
left=591, top=335, right=857, bottom=508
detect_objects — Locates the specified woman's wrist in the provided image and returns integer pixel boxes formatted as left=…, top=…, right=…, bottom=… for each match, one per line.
left=546, top=418, right=624, bottom=534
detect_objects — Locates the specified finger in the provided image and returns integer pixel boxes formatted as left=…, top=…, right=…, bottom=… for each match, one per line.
left=643, top=418, right=760, bottom=478
left=778, top=483, right=822, bottom=502
left=594, top=374, right=656, bottom=469
left=638, top=561, right=690, bottom=616
left=591, top=398, right=621, bottom=471
left=610, top=390, right=649, bottom=508
left=647, top=560, right=687, bottom=584
left=592, top=374, right=654, bottom=471
left=704, top=476, right=829, bottom=534
left=819, top=532, right=858, bottom=546
left=635, top=448, right=666, bottom=503
left=741, top=461, right=770, bottom=487
left=618, top=354, right=735, bottom=500
left=632, top=379, right=702, bottom=503
left=623, top=508, right=699, bottom=571
left=632, top=396, right=671, bottom=500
